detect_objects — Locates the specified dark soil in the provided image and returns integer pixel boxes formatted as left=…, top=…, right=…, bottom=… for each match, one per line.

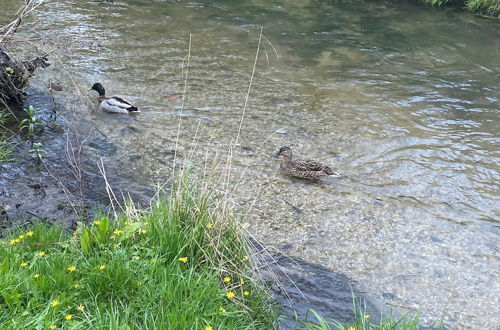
left=0, top=89, right=115, bottom=233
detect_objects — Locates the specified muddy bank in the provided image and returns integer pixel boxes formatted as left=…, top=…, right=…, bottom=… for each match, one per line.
left=0, top=88, right=151, bottom=231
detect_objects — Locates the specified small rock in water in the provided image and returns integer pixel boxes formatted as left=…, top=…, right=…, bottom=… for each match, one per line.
left=129, top=155, right=142, bottom=162
left=164, top=94, right=180, bottom=100
left=275, top=127, right=290, bottom=134
left=48, top=82, right=63, bottom=92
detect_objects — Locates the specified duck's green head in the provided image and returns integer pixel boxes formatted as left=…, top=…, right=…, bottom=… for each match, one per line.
left=91, top=83, right=105, bottom=96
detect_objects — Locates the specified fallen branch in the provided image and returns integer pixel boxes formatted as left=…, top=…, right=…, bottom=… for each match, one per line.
left=0, top=0, right=49, bottom=108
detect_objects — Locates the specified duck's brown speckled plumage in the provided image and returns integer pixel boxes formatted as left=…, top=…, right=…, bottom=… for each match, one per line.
left=274, top=146, right=340, bottom=180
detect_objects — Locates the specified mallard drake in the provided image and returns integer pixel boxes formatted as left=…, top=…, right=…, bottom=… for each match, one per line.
left=274, top=146, right=340, bottom=180
left=91, top=82, right=139, bottom=113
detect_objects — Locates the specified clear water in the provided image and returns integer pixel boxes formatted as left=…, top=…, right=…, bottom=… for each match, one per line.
left=4, top=0, right=500, bottom=328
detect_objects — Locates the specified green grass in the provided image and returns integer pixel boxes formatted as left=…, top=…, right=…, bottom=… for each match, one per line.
left=0, top=110, right=13, bottom=163
left=465, top=0, right=499, bottom=12
left=0, top=137, right=13, bottom=163
left=416, top=0, right=500, bottom=15
left=302, top=297, right=443, bottom=330
left=0, top=175, right=276, bottom=329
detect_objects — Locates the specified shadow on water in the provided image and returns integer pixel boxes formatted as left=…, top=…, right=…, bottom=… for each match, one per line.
left=253, top=242, right=416, bottom=330
left=258, top=251, right=372, bottom=329
left=257, top=247, right=446, bottom=329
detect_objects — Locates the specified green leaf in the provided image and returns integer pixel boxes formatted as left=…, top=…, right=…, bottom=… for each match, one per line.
left=3, top=290, right=21, bottom=309
left=81, top=229, right=91, bottom=255
left=18, top=118, right=28, bottom=130
left=0, top=257, right=10, bottom=275
left=96, top=216, right=110, bottom=243
left=118, top=222, right=142, bottom=241
left=5, top=67, right=14, bottom=74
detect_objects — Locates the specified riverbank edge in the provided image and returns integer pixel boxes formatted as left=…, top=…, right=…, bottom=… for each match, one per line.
left=414, top=0, right=500, bottom=17
left=0, top=169, right=441, bottom=329
left=0, top=172, right=279, bottom=328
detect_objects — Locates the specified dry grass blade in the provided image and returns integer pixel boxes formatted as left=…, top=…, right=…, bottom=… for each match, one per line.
left=97, top=157, right=124, bottom=217
left=172, top=33, right=192, bottom=178
left=0, top=0, right=45, bottom=43
left=234, top=25, right=264, bottom=148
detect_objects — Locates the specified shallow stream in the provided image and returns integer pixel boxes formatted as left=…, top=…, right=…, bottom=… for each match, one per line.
left=3, top=0, right=500, bottom=328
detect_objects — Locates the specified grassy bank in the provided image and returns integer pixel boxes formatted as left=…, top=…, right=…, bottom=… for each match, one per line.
left=0, top=175, right=276, bottom=329
left=416, top=0, right=500, bottom=16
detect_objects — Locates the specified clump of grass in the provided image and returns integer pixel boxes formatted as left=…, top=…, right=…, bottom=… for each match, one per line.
left=0, top=174, right=276, bottom=329
left=420, top=0, right=449, bottom=6
left=417, top=0, right=500, bottom=15
left=302, top=295, right=443, bottom=330
left=465, top=0, right=499, bottom=12
left=0, top=110, right=13, bottom=163
left=0, top=137, right=13, bottom=163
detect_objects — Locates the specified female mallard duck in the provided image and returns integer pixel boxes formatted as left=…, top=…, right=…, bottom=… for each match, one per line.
left=91, top=82, right=139, bottom=113
left=274, top=146, right=340, bottom=180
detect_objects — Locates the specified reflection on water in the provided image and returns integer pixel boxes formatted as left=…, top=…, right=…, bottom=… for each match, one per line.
left=6, top=0, right=500, bottom=328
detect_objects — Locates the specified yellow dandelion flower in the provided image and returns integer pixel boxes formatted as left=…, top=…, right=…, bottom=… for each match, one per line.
left=93, top=220, right=100, bottom=225
left=206, top=223, right=213, bottom=229
left=73, top=284, right=80, bottom=289
left=50, top=300, right=59, bottom=307
left=178, top=257, right=188, bottom=263
left=76, top=305, right=85, bottom=311
left=49, top=325, right=57, bottom=329
left=140, top=229, right=148, bottom=234
left=132, top=256, right=140, bottom=260
left=26, top=231, right=34, bottom=237
left=38, top=251, right=46, bottom=257
left=9, top=238, right=19, bottom=245
left=67, top=266, right=76, bottom=272
left=98, top=265, right=106, bottom=270
left=205, top=326, right=213, bottom=330
left=348, top=327, right=356, bottom=330
left=113, top=229, right=123, bottom=235
left=20, top=262, right=28, bottom=267
left=124, top=220, right=130, bottom=226
left=243, top=291, right=249, bottom=296
left=364, top=314, right=370, bottom=319
left=18, top=234, right=25, bottom=239
left=240, top=279, right=245, bottom=285
left=219, top=306, right=226, bottom=313
left=226, top=291, right=235, bottom=299
left=33, top=273, right=40, bottom=278
left=65, top=314, right=73, bottom=320
left=223, top=277, right=231, bottom=283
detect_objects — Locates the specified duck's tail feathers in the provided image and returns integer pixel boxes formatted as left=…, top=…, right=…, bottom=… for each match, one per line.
left=127, top=106, right=140, bottom=113
left=325, top=169, right=342, bottom=177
